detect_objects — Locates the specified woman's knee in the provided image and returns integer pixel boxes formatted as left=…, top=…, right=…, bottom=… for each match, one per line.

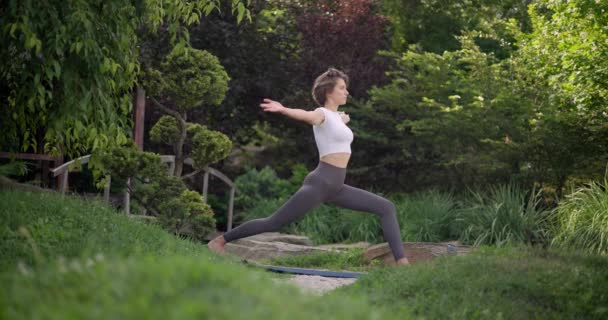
left=377, top=198, right=397, bottom=216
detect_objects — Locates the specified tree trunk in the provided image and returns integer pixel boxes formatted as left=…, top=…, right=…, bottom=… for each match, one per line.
left=133, top=86, right=146, bottom=151
left=149, top=97, right=187, bottom=176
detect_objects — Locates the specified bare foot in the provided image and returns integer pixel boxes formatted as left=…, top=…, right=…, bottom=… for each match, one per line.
left=207, top=235, right=226, bottom=254
left=396, top=257, right=410, bottom=266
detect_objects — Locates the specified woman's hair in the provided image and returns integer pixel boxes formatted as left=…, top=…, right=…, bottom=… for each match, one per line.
left=311, top=67, right=349, bottom=107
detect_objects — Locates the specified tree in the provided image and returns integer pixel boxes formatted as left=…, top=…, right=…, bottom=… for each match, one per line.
left=145, top=45, right=232, bottom=176
left=0, top=0, right=250, bottom=158
left=292, top=0, right=391, bottom=99
left=512, top=0, right=608, bottom=194
left=354, top=31, right=537, bottom=190
left=381, top=0, right=534, bottom=55
left=95, top=142, right=216, bottom=240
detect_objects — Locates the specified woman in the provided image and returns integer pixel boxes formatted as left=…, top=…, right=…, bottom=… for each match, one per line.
left=208, top=68, right=410, bottom=265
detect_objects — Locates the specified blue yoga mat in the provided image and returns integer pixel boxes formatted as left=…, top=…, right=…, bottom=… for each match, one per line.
left=242, top=259, right=366, bottom=278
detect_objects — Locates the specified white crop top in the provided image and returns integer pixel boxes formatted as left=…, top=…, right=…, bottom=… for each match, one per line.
left=312, top=107, right=354, bottom=157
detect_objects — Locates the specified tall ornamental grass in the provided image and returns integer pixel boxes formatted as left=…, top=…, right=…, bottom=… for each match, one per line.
left=454, top=184, right=551, bottom=246
left=551, top=179, right=608, bottom=254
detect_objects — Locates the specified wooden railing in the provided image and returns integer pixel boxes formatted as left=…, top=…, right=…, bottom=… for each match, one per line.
left=50, top=155, right=238, bottom=231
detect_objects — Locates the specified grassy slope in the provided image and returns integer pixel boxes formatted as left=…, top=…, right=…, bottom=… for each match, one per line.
left=0, top=190, right=392, bottom=320
left=2, top=190, right=608, bottom=319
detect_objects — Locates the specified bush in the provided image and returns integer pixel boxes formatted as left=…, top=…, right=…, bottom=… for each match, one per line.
left=94, top=144, right=216, bottom=240
left=394, top=189, right=458, bottom=242
left=234, top=166, right=292, bottom=209
left=454, top=184, right=551, bottom=246
left=551, top=179, right=608, bottom=254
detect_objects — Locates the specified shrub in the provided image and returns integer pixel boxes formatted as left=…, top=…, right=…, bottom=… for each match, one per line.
left=454, top=184, right=551, bottom=246
left=551, top=179, right=608, bottom=254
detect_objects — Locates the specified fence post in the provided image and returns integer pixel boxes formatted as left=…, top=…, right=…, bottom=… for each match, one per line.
left=227, top=187, right=235, bottom=231
left=202, top=171, right=209, bottom=203
left=104, top=175, right=111, bottom=203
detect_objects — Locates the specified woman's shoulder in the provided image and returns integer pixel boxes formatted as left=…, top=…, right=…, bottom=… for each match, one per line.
left=312, top=107, right=327, bottom=126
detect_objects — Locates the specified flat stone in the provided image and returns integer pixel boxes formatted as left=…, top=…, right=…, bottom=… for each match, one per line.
left=225, top=238, right=336, bottom=261
left=363, top=241, right=473, bottom=265
left=242, top=232, right=314, bottom=246
left=316, top=241, right=370, bottom=251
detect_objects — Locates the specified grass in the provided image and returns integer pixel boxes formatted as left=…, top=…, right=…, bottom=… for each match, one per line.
left=551, top=179, right=608, bottom=254
left=2, top=189, right=608, bottom=319
left=454, top=184, right=551, bottom=246
left=335, top=245, right=608, bottom=319
left=0, top=190, right=208, bottom=270
left=262, top=247, right=383, bottom=272
left=0, top=190, right=397, bottom=320
left=239, top=184, right=549, bottom=248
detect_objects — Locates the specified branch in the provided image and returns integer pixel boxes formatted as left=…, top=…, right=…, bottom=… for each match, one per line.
left=126, top=182, right=161, bottom=217
left=149, top=96, right=183, bottom=121
left=181, top=168, right=203, bottom=180
left=149, top=96, right=187, bottom=176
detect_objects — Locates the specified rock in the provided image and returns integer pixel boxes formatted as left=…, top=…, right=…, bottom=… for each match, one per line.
left=224, top=234, right=335, bottom=260
left=317, top=241, right=370, bottom=251
left=243, top=232, right=314, bottom=246
left=363, top=241, right=473, bottom=265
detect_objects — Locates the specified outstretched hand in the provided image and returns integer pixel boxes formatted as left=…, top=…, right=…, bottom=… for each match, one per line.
left=339, top=112, right=350, bottom=124
left=260, top=98, right=285, bottom=113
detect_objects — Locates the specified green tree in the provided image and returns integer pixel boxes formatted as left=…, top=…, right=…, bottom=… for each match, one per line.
left=512, top=0, right=608, bottom=193
left=94, top=143, right=216, bottom=240
left=354, top=31, right=536, bottom=190
left=381, top=0, right=533, bottom=55
left=146, top=45, right=232, bottom=176
left=0, top=0, right=250, bottom=157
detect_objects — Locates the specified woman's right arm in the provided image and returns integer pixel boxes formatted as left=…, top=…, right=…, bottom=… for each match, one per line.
left=260, top=98, right=324, bottom=126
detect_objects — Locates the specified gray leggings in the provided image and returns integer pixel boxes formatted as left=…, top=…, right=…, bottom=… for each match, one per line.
left=223, top=161, right=405, bottom=260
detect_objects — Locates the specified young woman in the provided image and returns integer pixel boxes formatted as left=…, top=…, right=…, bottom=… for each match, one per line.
left=208, top=68, right=410, bottom=265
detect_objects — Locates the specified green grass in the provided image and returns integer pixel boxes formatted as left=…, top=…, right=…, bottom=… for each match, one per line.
left=335, top=245, right=608, bottom=319
left=262, top=247, right=383, bottom=272
left=0, top=190, right=397, bottom=320
left=3, top=189, right=608, bottom=319
left=454, top=184, right=551, bottom=246
left=551, top=179, right=608, bottom=254
left=2, top=254, right=386, bottom=320
left=0, top=190, right=209, bottom=270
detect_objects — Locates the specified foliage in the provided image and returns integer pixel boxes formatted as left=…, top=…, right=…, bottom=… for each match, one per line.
left=187, top=123, right=233, bottom=170
left=454, top=184, right=551, bottom=246
left=187, top=0, right=303, bottom=147
left=291, top=0, right=390, bottom=99
left=394, top=190, right=458, bottom=242
left=519, top=0, right=608, bottom=128
left=234, top=166, right=293, bottom=209
left=0, top=0, right=250, bottom=158
left=551, top=177, right=608, bottom=255
left=151, top=45, right=230, bottom=110
left=0, top=161, right=28, bottom=177
left=149, top=115, right=181, bottom=147
left=342, top=246, right=608, bottom=319
left=381, top=0, right=533, bottom=54
left=94, top=143, right=215, bottom=240
left=351, top=30, right=535, bottom=190
left=157, top=189, right=215, bottom=238
left=511, top=0, right=608, bottom=190
left=1, top=190, right=394, bottom=320
left=145, top=45, right=232, bottom=176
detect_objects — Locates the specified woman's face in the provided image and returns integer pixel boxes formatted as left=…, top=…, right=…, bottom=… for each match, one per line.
left=326, top=78, right=349, bottom=106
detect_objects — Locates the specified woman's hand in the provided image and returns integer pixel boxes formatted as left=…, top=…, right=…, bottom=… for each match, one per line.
left=260, top=98, right=286, bottom=113
left=339, top=111, right=350, bottom=124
